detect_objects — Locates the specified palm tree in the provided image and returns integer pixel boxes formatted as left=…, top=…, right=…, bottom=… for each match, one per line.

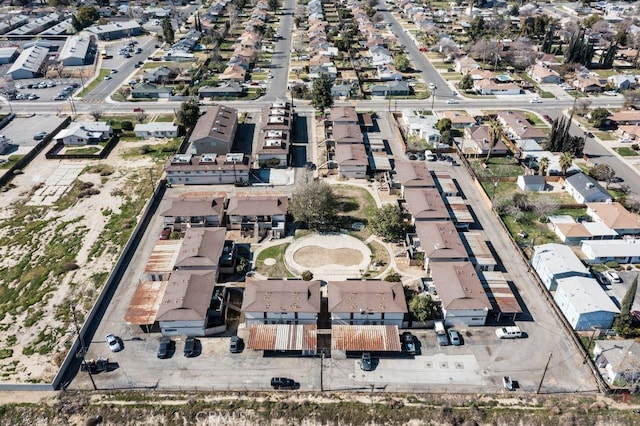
left=559, top=152, right=575, bottom=176
left=538, top=157, right=550, bottom=176
left=485, top=119, right=503, bottom=164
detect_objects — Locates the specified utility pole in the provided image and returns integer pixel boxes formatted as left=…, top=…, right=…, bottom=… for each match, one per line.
left=320, top=350, right=324, bottom=392
left=71, top=305, right=97, bottom=390
left=536, top=352, right=552, bottom=394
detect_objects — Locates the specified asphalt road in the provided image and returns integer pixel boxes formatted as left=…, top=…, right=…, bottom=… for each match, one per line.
left=264, top=0, right=296, bottom=102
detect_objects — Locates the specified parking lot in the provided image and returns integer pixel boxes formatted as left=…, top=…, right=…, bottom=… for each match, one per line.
left=0, top=114, right=66, bottom=159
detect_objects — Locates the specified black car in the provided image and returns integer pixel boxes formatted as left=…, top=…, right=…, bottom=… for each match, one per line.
left=270, top=377, right=296, bottom=389
left=183, top=336, right=197, bottom=357
left=230, top=336, right=243, bottom=353
left=157, top=337, right=174, bottom=359
left=361, top=352, right=373, bottom=371
left=402, top=332, right=416, bottom=354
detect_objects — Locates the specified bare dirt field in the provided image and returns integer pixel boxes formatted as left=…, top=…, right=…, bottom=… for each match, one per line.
left=0, top=131, right=166, bottom=383
left=293, top=247, right=363, bottom=267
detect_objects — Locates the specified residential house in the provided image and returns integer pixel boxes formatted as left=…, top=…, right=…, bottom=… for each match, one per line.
left=256, top=129, right=290, bottom=168
left=142, top=66, right=178, bottom=84
left=497, top=111, right=546, bottom=141
left=164, top=153, right=250, bottom=185
left=516, top=175, right=546, bottom=192
left=330, top=106, right=358, bottom=126
left=370, top=80, right=410, bottom=96
left=226, top=193, right=288, bottom=238
left=198, top=82, right=244, bottom=98
left=411, top=221, right=468, bottom=269
left=439, top=111, right=477, bottom=129
left=554, top=276, right=620, bottom=330
left=462, top=125, right=508, bottom=155
left=401, top=109, right=440, bottom=142
left=573, top=75, right=604, bottom=93
left=155, top=270, right=216, bottom=336
left=336, top=143, right=368, bottom=179
left=608, top=74, right=634, bottom=90
left=174, top=227, right=229, bottom=273
left=531, top=243, right=590, bottom=291
left=394, top=161, right=437, bottom=197
left=617, top=125, right=640, bottom=142
left=586, top=202, right=640, bottom=236
left=377, top=64, right=403, bottom=81
left=333, top=124, right=364, bottom=145
left=131, top=82, right=172, bottom=99
left=474, top=78, right=522, bottom=95
left=428, top=261, right=491, bottom=326
left=331, top=82, right=354, bottom=98
left=527, top=64, right=562, bottom=84
left=548, top=215, right=617, bottom=245
left=580, top=239, right=640, bottom=264
left=309, top=63, right=337, bottom=80
left=53, top=121, right=112, bottom=146
left=160, top=192, right=225, bottom=228
left=564, top=173, right=612, bottom=204
left=403, top=188, right=450, bottom=223
left=134, top=122, right=179, bottom=138
left=454, top=56, right=480, bottom=74
left=219, top=64, right=246, bottom=82
left=190, top=105, right=238, bottom=155
left=369, top=45, right=393, bottom=66
left=328, top=281, right=407, bottom=327
left=609, top=110, right=640, bottom=126
left=594, top=339, right=640, bottom=385
left=241, top=280, right=321, bottom=325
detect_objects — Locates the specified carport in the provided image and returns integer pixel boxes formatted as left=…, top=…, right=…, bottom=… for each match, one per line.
left=331, top=325, right=401, bottom=352
left=247, top=324, right=317, bottom=355
left=480, top=271, right=523, bottom=322
left=124, top=280, right=168, bottom=333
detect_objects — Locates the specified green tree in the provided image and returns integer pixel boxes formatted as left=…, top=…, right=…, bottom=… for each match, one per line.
left=559, top=152, right=575, bottom=176
left=162, top=18, right=175, bottom=44
left=393, top=53, right=410, bottom=72
left=614, top=276, right=638, bottom=337
left=301, top=270, right=313, bottom=281
left=614, top=30, right=628, bottom=46
left=458, top=73, right=473, bottom=91
left=440, top=130, right=452, bottom=144
left=289, top=181, right=337, bottom=230
left=311, top=72, right=334, bottom=111
left=589, top=108, right=610, bottom=128
left=509, top=4, right=519, bottom=16
left=468, top=16, right=486, bottom=41
left=408, top=295, right=437, bottom=322
left=485, top=119, right=503, bottom=164
left=368, top=204, right=404, bottom=242
left=436, top=118, right=452, bottom=133
left=176, top=100, right=200, bottom=129
left=268, top=0, right=279, bottom=12
left=383, top=271, right=401, bottom=282
left=538, top=157, right=550, bottom=176
left=73, top=6, right=99, bottom=30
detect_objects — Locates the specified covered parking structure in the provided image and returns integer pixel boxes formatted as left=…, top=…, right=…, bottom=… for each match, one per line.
left=247, top=324, right=318, bottom=356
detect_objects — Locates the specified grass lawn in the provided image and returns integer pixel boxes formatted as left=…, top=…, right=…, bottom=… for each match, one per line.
left=78, top=69, right=110, bottom=97
left=594, top=131, right=615, bottom=141
left=471, top=158, right=523, bottom=178
left=65, top=146, right=101, bottom=155
left=540, top=91, right=556, bottom=99
left=153, top=114, right=176, bottom=122
left=0, top=154, right=24, bottom=169
left=614, top=147, right=638, bottom=157
left=255, top=243, right=295, bottom=278
left=525, top=112, right=544, bottom=126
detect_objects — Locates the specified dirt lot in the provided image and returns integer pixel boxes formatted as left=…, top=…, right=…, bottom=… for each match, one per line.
left=0, top=128, right=166, bottom=383
left=293, top=247, right=363, bottom=267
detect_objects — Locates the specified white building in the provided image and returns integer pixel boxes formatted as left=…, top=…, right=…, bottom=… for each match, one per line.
left=594, top=339, right=640, bottom=385
left=6, top=45, right=48, bottom=80
left=580, top=239, right=640, bottom=264
left=564, top=173, right=612, bottom=204
left=59, top=35, right=94, bottom=66
left=554, top=276, right=619, bottom=330
left=401, top=109, right=441, bottom=143
left=134, top=122, right=179, bottom=138
left=53, top=121, right=112, bottom=146
left=0, top=47, right=19, bottom=64
left=531, top=243, right=590, bottom=291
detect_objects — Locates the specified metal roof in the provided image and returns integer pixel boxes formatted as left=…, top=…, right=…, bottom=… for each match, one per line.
left=331, top=325, right=401, bottom=352
left=461, top=232, right=497, bottom=269
left=124, top=280, right=168, bottom=325
left=247, top=324, right=317, bottom=351
left=479, top=271, right=522, bottom=314
left=144, top=239, right=182, bottom=275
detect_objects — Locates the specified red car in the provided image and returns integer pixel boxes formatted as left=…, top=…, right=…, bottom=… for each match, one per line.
left=160, top=227, right=171, bottom=240
left=543, top=114, right=553, bottom=123
left=133, top=107, right=144, bottom=113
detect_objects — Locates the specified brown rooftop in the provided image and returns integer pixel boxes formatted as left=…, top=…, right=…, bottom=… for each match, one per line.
left=241, top=280, right=322, bottom=313
left=429, top=262, right=491, bottom=311
left=330, top=106, right=358, bottom=124
left=333, top=124, right=363, bottom=144
left=395, top=162, right=436, bottom=188
left=327, top=281, right=407, bottom=314
left=404, top=188, right=449, bottom=221
left=175, top=227, right=227, bottom=269
left=190, top=105, right=238, bottom=144
left=335, top=143, right=368, bottom=166
left=160, top=193, right=225, bottom=217
left=586, top=202, right=640, bottom=230
left=227, top=193, right=288, bottom=216
left=414, top=221, right=467, bottom=259
left=331, top=325, right=402, bottom=352
left=125, top=280, right=169, bottom=325
left=155, top=270, right=216, bottom=322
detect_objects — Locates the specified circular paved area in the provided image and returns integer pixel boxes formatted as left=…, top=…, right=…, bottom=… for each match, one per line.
left=285, top=233, right=372, bottom=280
left=263, top=258, right=276, bottom=266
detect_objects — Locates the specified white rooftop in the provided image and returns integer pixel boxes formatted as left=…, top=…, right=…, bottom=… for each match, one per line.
left=556, top=276, right=620, bottom=315
left=580, top=239, right=640, bottom=258
left=533, top=243, right=589, bottom=275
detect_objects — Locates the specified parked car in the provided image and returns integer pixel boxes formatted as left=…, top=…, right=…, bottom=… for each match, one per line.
left=230, top=336, right=243, bottom=353
left=530, top=98, right=542, bottom=103
left=543, top=115, right=553, bottom=123
left=448, top=329, right=462, bottom=346
left=402, top=332, right=416, bottom=354
left=104, top=75, right=112, bottom=80
left=157, top=337, right=174, bottom=359
left=495, top=326, right=523, bottom=339
left=435, top=321, right=449, bottom=346
left=361, top=352, right=374, bottom=371
left=33, top=131, right=47, bottom=140
left=503, top=375, right=513, bottom=390
left=446, top=99, right=458, bottom=104
left=110, top=69, right=118, bottom=74
left=183, top=336, right=197, bottom=357
left=105, top=334, right=122, bottom=352
left=603, top=270, right=622, bottom=284
left=160, top=227, right=171, bottom=240
left=270, top=377, right=297, bottom=389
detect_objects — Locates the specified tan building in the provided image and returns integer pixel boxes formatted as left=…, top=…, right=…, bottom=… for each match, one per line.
left=335, top=143, right=368, bottom=179
left=160, top=192, right=226, bottom=228
left=403, top=188, right=450, bottom=223
left=190, top=105, right=238, bottom=155
left=328, top=281, right=407, bottom=327
left=586, top=202, right=640, bottom=235
left=226, top=193, right=288, bottom=238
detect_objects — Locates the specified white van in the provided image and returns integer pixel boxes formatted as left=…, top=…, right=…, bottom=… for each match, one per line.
left=425, top=150, right=436, bottom=161
left=495, top=326, right=523, bottom=339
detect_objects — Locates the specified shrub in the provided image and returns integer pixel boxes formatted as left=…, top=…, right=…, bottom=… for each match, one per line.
left=121, top=121, right=134, bottom=131
left=301, top=270, right=313, bottom=281
left=383, top=271, right=401, bottom=282
left=605, top=261, right=619, bottom=269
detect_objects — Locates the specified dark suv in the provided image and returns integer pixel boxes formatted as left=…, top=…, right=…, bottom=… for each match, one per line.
left=270, top=377, right=297, bottom=389
left=157, top=337, right=174, bottom=359
left=183, top=337, right=197, bottom=357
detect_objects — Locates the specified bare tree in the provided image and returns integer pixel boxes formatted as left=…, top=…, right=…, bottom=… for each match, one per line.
left=136, top=111, right=148, bottom=123
left=90, top=110, right=103, bottom=121
left=533, top=199, right=559, bottom=221
left=116, top=86, right=131, bottom=100
left=574, top=99, right=593, bottom=116
left=505, top=205, right=525, bottom=223
left=624, top=194, right=640, bottom=214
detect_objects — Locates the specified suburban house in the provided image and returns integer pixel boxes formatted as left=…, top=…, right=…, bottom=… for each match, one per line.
left=134, top=122, right=179, bottom=138
left=370, top=80, right=411, bottom=96
left=548, top=215, right=617, bottom=245
left=439, top=111, right=477, bottom=129
left=6, top=45, right=48, bottom=79
left=531, top=243, right=591, bottom=291
left=594, top=339, right=640, bottom=385
left=403, top=188, right=450, bottom=223
left=454, top=56, right=480, bottom=74
left=331, top=82, right=354, bottom=98
left=142, top=66, right=178, bottom=84
left=497, top=111, right=546, bottom=141
left=164, top=153, right=249, bottom=186
left=609, top=110, right=640, bottom=126
left=516, top=175, right=546, bottom=192
left=226, top=193, right=288, bottom=238
left=198, top=82, right=244, bottom=98
left=401, top=109, right=441, bottom=142
left=428, top=261, right=491, bottom=326
left=219, top=64, right=247, bottom=82
left=327, top=281, right=407, bottom=327
left=335, top=143, right=368, bottom=179
left=474, top=78, right=522, bottom=95
left=160, top=192, right=226, bottom=228
left=572, top=76, right=604, bottom=93
left=607, top=75, right=635, bottom=90
left=462, top=125, right=508, bottom=155
left=564, top=173, right=612, bottom=204
left=241, top=280, right=321, bottom=325
left=155, top=270, right=217, bottom=336
left=131, top=82, right=172, bottom=99
left=332, top=124, right=364, bottom=145
left=53, top=121, right=112, bottom=146
left=554, top=276, right=620, bottom=330
left=394, top=161, right=437, bottom=197
left=580, top=239, right=640, bottom=264
left=369, top=45, right=393, bottom=66
left=527, top=64, right=562, bottom=84
left=190, top=105, right=238, bottom=155
left=256, top=129, right=290, bottom=168
left=377, top=64, right=403, bottom=81
left=585, top=202, right=640, bottom=236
